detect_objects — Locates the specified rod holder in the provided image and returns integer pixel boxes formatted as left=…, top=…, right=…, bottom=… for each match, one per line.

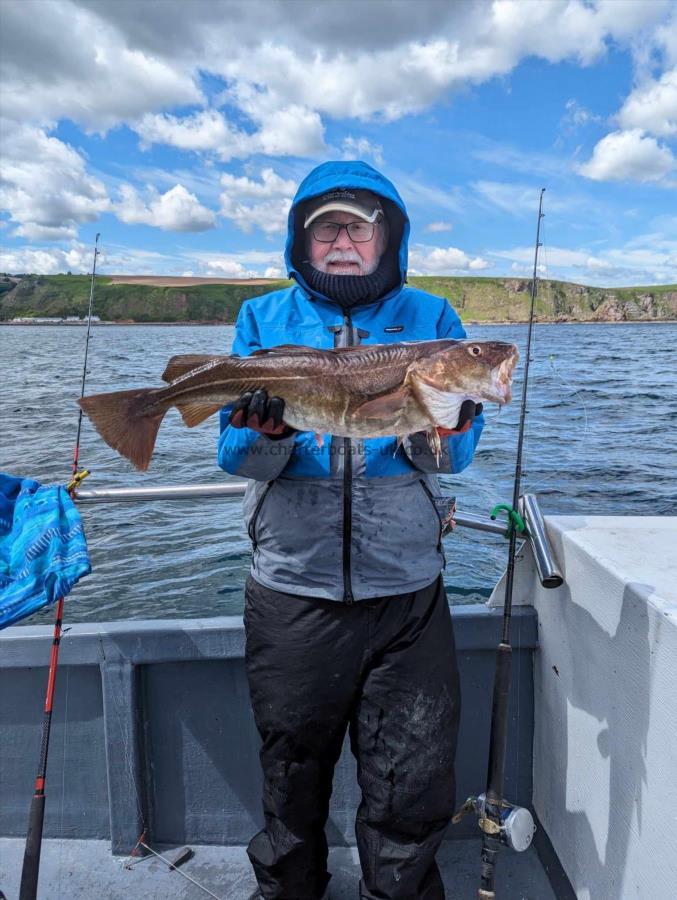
left=520, top=493, right=563, bottom=589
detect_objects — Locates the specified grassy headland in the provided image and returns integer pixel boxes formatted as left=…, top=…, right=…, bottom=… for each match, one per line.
left=1, top=273, right=675, bottom=323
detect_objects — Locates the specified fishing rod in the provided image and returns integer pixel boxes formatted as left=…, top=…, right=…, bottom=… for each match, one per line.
left=453, top=189, right=547, bottom=897
left=19, top=234, right=101, bottom=900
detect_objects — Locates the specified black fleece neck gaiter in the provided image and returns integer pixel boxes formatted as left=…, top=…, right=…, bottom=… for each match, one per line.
left=298, top=251, right=400, bottom=311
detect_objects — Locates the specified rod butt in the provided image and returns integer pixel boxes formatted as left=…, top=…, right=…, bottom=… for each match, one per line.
left=20, top=793, right=45, bottom=900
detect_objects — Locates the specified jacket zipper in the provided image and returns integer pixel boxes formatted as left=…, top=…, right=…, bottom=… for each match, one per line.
left=418, top=478, right=447, bottom=568
left=340, top=313, right=355, bottom=604
left=248, top=481, right=274, bottom=552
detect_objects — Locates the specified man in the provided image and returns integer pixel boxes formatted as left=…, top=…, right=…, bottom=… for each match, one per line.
left=218, top=161, right=484, bottom=899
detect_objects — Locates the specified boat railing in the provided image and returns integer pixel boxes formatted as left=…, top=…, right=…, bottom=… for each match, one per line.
left=73, top=483, right=563, bottom=589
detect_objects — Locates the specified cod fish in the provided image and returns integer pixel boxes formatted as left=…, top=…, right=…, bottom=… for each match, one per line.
left=78, top=339, right=519, bottom=471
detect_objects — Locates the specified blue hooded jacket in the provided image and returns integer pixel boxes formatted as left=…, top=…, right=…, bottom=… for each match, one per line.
left=218, top=160, right=483, bottom=601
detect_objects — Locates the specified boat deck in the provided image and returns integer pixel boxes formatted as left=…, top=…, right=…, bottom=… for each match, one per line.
left=0, top=836, right=557, bottom=899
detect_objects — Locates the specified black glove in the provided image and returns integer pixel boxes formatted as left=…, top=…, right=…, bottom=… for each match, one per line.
left=456, top=400, right=483, bottom=433
left=229, top=389, right=295, bottom=439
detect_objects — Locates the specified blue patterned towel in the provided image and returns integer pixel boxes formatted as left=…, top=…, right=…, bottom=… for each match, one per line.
left=0, top=473, right=91, bottom=629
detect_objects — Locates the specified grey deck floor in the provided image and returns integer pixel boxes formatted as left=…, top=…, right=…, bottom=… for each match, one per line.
left=0, top=837, right=556, bottom=899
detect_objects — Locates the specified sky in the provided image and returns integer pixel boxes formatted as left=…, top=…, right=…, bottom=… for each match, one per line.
left=0, top=0, right=676, bottom=286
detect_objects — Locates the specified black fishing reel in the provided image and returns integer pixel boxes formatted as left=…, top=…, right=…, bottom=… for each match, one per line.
left=453, top=794, right=536, bottom=852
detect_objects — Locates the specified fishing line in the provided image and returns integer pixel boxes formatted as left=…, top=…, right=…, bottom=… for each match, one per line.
left=475, top=189, right=545, bottom=898
left=19, top=234, right=101, bottom=900
left=137, top=842, right=224, bottom=900
left=521, top=224, right=590, bottom=498
left=96, top=634, right=147, bottom=831
left=57, top=666, right=70, bottom=900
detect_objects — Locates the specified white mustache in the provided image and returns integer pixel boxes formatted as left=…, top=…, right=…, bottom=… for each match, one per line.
left=324, top=251, right=363, bottom=265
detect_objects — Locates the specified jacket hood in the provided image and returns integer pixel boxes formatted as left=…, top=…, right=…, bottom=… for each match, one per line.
left=285, top=160, right=410, bottom=299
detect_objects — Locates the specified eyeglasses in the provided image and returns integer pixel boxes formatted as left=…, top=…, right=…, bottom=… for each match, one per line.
left=310, top=221, right=378, bottom=243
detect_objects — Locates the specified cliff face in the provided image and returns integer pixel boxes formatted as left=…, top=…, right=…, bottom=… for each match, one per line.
left=0, top=275, right=288, bottom=322
left=1, top=274, right=676, bottom=323
left=408, top=277, right=677, bottom=322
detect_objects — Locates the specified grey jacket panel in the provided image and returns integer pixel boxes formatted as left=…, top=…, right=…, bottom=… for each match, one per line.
left=350, top=473, right=445, bottom=598
left=243, top=476, right=344, bottom=600
left=243, top=473, right=446, bottom=602
left=230, top=430, right=297, bottom=482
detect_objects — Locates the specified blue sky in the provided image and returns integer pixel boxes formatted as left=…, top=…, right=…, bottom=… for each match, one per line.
left=1, top=0, right=676, bottom=285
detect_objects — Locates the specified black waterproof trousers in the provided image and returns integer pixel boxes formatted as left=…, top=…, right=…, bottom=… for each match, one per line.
left=244, top=574, right=461, bottom=899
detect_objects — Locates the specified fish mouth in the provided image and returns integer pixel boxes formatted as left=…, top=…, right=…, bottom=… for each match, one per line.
left=488, top=347, right=520, bottom=404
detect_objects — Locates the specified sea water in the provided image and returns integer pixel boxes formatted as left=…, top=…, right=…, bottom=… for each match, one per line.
left=2, top=322, right=675, bottom=623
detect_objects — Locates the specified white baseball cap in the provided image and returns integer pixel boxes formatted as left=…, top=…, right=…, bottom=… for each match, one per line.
left=304, top=189, right=383, bottom=228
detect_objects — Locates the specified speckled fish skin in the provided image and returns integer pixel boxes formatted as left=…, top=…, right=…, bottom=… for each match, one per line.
left=78, top=339, right=519, bottom=471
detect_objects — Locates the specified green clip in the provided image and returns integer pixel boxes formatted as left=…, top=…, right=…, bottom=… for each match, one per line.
left=490, top=503, right=527, bottom=536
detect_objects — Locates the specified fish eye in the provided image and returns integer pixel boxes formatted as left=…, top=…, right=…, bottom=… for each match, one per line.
left=469, top=345, right=482, bottom=356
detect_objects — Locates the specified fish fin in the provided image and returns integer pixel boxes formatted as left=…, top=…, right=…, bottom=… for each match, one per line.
left=162, top=354, right=229, bottom=383
left=250, top=345, right=324, bottom=356
left=331, top=344, right=389, bottom=353
left=78, top=388, right=166, bottom=471
left=353, top=387, right=411, bottom=422
left=250, top=344, right=389, bottom=356
left=174, top=401, right=224, bottom=428
left=426, top=427, right=442, bottom=466
left=407, top=371, right=466, bottom=430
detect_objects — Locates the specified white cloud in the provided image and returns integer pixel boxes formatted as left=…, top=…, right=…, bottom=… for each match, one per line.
left=0, top=0, right=201, bottom=131
left=491, top=238, right=677, bottom=285
left=201, top=258, right=251, bottom=278
left=425, top=221, right=453, bottom=233
left=0, top=243, right=288, bottom=278
left=219, top=168, right=296, bottom=234
left=0, top=242, right=103, bottom=275
left=396, top=172, right=465, bottom=214
left=560, top=98, right=603, bottom=131
left=0, top=124, right=110, bottom=240
left=494, top=246, right=596, bottom=267
left=135, top=103, right=326, bottom=160
left=135, top=110, right=246, bottom=156
left=473, top=181, right=545, bottom=216
left=250, top=103, right=326, bottom=158
left=578, top=129, right=675, bottom=183
left=1, top=0, right=670, bottom=135
left=115, top=184, right=216, bottom=232
left=409, top=244, right=490, bottom=274
left=341, top=136, right=384, bottom=165
left=264, top=266, right=284, bottom=278
left=472, top=180, right=587, bottom=217
left=192, top=249, right=287, bottom=278
left=617, top=67, right=677, bottom=137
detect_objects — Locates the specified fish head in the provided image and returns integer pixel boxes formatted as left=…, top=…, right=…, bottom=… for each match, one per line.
left=411, top=340, right=520, bottom=407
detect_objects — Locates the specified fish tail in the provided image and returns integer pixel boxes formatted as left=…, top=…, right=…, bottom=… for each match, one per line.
left=78, top=388, right=167, bottom=471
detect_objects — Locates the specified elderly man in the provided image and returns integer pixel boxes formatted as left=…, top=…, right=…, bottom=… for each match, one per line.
left=219, top=161, right=484, bottom=900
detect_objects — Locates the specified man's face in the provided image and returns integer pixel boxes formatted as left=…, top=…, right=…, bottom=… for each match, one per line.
left=307, top=210, right=385, bottom=276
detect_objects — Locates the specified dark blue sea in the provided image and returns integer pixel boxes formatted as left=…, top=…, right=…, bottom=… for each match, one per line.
left=2, top=322, right=676, bottom=624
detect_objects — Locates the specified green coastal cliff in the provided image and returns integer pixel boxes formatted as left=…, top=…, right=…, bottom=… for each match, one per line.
left=1, top=274, right=676, bottom=323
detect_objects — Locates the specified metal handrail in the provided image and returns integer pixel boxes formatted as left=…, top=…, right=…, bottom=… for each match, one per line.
left=73, top=483, right=563, bottom=586
left=74, top=482, right=509, bottom=536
